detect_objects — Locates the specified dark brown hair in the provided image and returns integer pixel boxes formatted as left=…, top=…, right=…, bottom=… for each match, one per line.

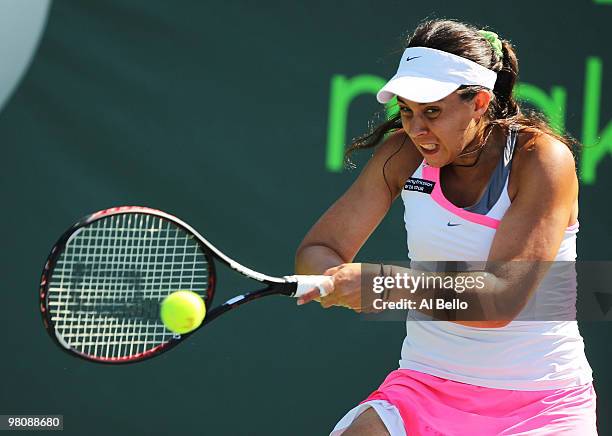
left=345, top=19, right=576, bottom=164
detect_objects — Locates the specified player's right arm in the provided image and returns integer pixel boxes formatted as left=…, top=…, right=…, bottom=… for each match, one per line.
left=295, top=130, right=420, bottom=276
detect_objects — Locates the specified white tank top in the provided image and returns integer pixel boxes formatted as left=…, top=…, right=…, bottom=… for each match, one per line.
left=399, top=132, right=593, bottom=391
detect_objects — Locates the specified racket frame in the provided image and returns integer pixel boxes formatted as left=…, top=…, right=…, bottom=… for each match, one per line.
left=40, top=206, right=297, bottom=364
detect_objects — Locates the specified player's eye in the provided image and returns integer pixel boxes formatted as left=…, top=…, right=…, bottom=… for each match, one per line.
left=399, top=106, right=412, bottom=116
left=399, top=106, right=439, bottom=119
left=424, top=107, right=440, bottom=118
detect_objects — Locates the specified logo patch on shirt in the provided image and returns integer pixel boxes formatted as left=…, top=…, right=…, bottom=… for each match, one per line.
left=404, top=177, right=435, bottom=194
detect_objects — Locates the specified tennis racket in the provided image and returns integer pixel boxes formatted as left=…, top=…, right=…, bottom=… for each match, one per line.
left=39, top=206, right=332, bottom=364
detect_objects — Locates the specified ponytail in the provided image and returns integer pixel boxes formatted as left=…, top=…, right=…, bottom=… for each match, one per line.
left=491, top=40, right=520, bottom=120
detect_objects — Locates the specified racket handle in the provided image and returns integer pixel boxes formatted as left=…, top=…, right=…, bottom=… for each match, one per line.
left=284, top=275, right=334, bottom=298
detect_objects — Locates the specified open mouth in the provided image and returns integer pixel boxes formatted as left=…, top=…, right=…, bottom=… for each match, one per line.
left=417, top=143, right=440, bottom=155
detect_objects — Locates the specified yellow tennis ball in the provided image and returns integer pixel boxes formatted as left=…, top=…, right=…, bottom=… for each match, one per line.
left=160, top=290, right=206, bottom=334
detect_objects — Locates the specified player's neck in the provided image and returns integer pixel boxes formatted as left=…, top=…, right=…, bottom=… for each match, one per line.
left=445, top=127, right=502, bottom=182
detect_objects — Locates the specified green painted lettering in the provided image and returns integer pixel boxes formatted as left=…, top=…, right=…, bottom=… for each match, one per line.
left=514, top=83, right=566, bottom=134
left=580, top=57, right=612, bottom=184
left=326, top=64, right=609, bottom=182
left=326, top=74, right=386, bottom=172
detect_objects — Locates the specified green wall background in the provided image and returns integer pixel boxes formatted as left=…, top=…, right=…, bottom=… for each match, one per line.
left=1, top=1, right=610, bottom=434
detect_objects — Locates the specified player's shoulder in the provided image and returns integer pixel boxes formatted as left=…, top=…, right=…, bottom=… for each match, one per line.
left=373, top=129, right=419, bottom=158
left=512, top=128, right=577, bottom=190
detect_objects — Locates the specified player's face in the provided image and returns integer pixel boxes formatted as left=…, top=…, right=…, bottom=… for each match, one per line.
left=397, top=91, right=490, bottom=167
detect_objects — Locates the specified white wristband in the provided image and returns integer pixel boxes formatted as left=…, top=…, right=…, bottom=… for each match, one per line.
left=284, top=275, right=334, bottom=298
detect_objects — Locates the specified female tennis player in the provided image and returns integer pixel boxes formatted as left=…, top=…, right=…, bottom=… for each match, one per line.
left=295, top=19, right=597, bottom=435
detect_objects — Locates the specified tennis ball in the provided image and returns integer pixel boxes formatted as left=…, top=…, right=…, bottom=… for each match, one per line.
left=160, top=290, right=206, bottom=334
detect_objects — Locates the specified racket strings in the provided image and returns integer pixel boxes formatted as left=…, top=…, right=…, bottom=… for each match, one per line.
left=47, top=213, right=211, bottom=360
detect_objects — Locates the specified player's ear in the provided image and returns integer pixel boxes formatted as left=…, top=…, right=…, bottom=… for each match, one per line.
left=472, top=90, right=492, bottom=119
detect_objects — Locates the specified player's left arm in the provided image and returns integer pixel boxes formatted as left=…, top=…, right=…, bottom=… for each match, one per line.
left=481, top=133, right=578, bottom=324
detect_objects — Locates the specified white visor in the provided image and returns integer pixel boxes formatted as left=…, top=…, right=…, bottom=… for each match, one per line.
left=376, top=47, right=498, bottom=104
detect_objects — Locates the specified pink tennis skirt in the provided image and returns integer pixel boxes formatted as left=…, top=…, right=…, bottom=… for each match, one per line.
left=358, top=369, right=598, bottom=435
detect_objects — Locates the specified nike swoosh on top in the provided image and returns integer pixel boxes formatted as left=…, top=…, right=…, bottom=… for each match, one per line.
left=447, top=222, right=461, bottom=227
left=406, top=56, right=422, bottom=62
